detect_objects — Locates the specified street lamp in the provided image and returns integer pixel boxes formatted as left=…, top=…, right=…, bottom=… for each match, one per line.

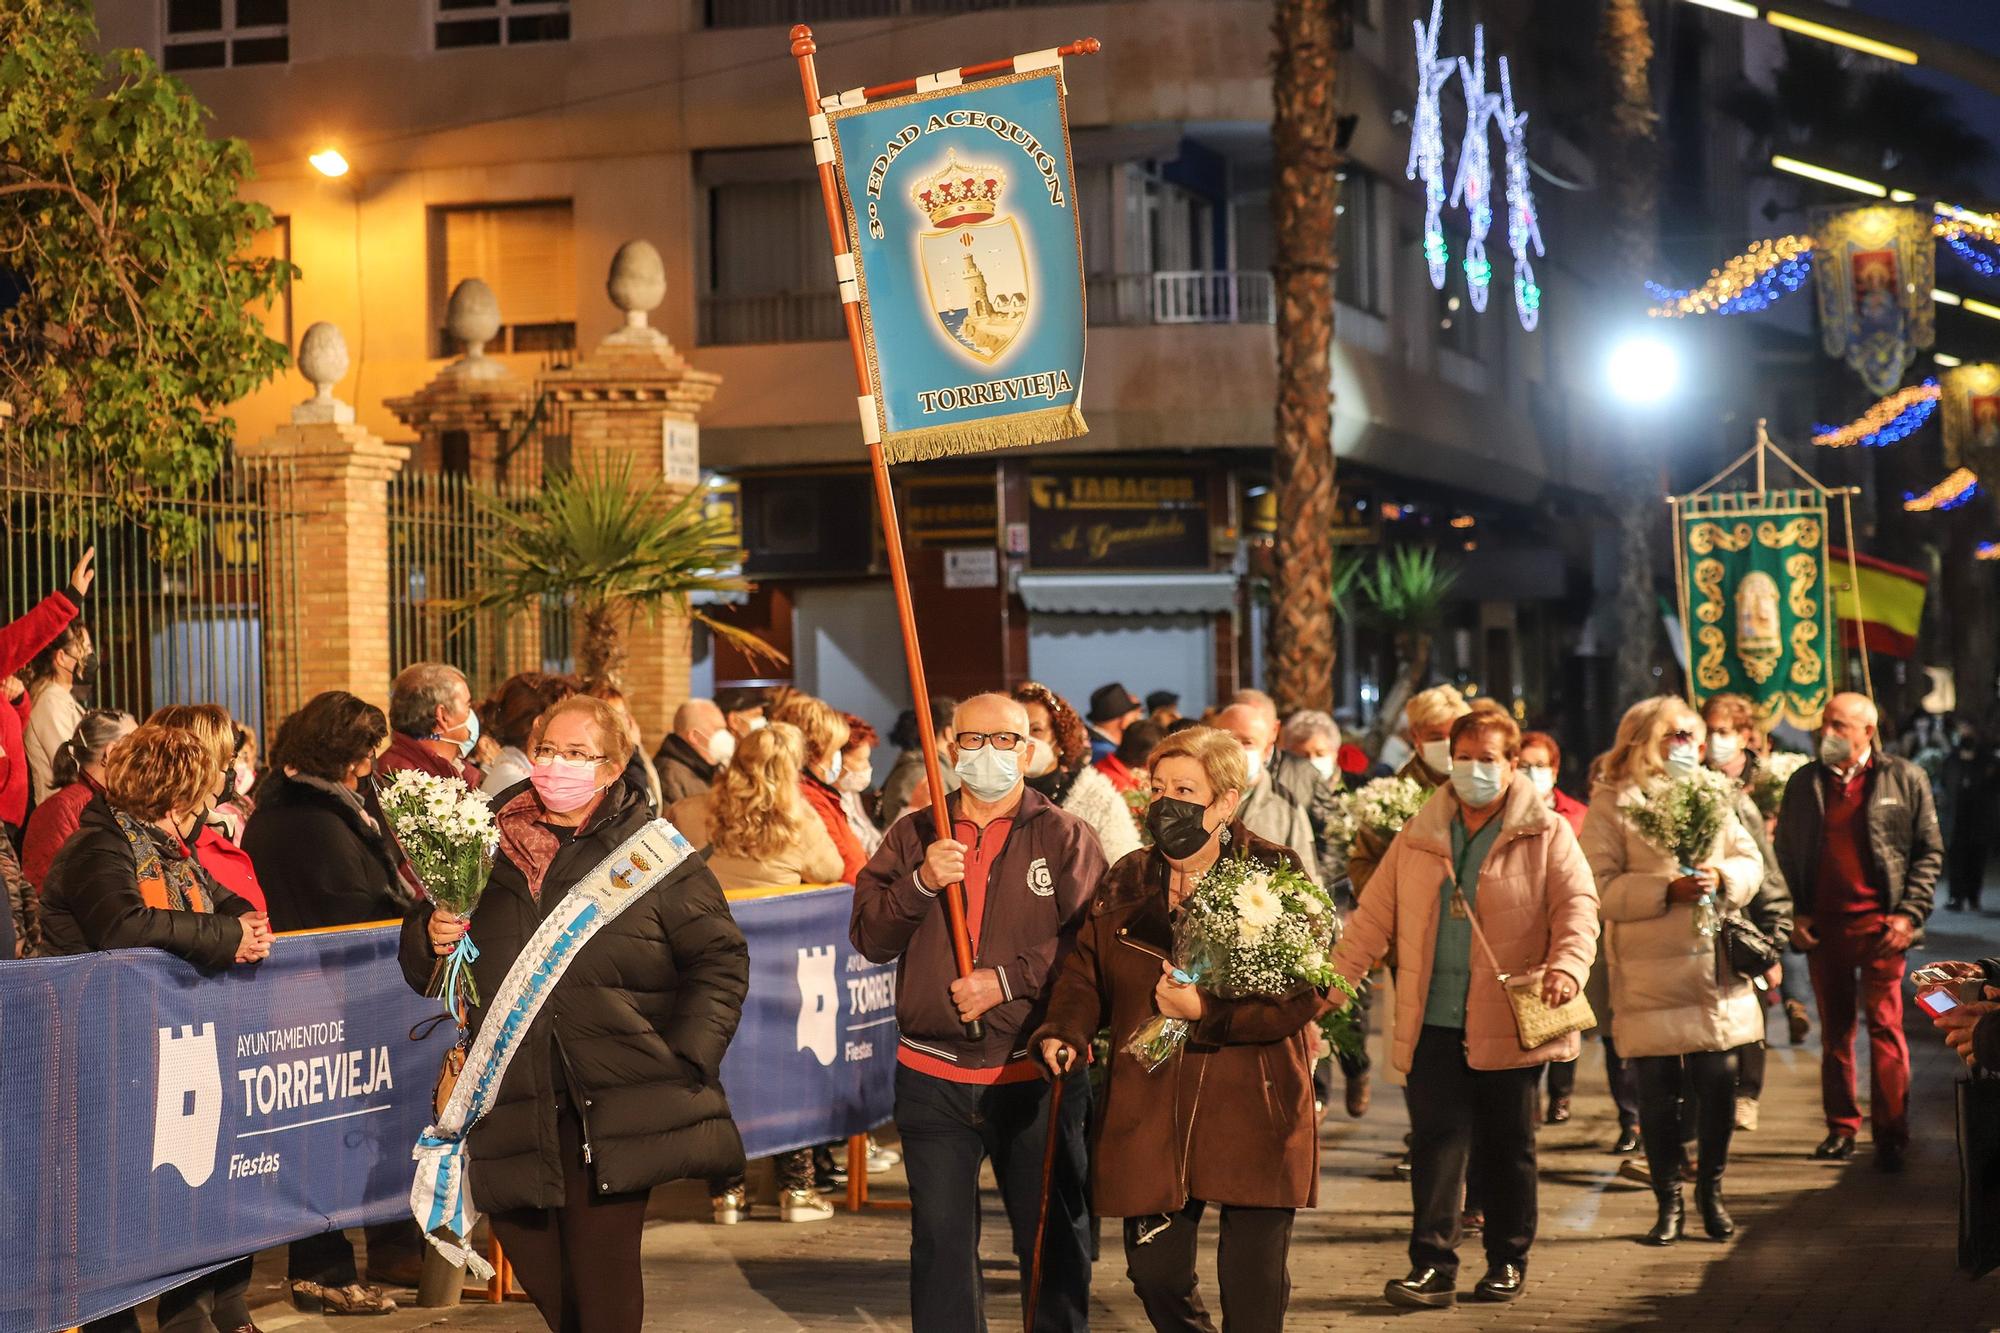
left=309, top=148, right=350, bottom=178
left=1605, top=334, right=1682, bottom=406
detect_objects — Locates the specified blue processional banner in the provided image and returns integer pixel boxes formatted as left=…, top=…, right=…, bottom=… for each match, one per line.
left=0, top=889, right=897, bottom=1333
left=824, top=63, right=1089, bottom=462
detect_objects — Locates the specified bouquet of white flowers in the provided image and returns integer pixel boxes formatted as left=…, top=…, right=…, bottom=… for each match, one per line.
left=1122, top=854, right=1357, bottom=1071
left=379, top=770, right=500, bottom=1012
left=1620, top=767, right=1738, bottom=938
left=1351, top=775, right=1428, bottom=836
left=1750, top=750, right=1810, bottom=819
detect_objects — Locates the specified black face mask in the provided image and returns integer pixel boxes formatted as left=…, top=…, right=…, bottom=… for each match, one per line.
left=1147, top=795, right=1215, bottom=860
left=72, top=653, right=98, bottom=687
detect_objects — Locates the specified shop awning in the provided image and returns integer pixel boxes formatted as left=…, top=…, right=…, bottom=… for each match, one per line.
left=1017, top=572, right=1239, bottom=616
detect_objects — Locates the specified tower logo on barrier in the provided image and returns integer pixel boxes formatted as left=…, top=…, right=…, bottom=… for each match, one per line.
left=795, top=946, right=839, bottom=1067
left=151, top=1023, right=223, bottom=1188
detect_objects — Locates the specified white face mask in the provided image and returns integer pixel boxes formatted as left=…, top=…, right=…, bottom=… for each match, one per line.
left=746, top=716, right=767, bottom=733
left=1022, top=739, right=1058, bottom=778
left=1242, top=746, right=1266, bottom=784
left=1308, top=754, right=1336, bottom=782
left=824, top=754, right=843, bottom=785
left=1820, top=731, right=1856, bottom=769
left=1451, top=758, right=1506, bottom=808
left=1665, top=740, right=1701, bottom=776
left=954, top=744, right=1020, bottom=801
left=705, top=729, right=737, bottom=766
left=1707, top=733, right=1741, bottom=767
left=1420, top=739, right=1453, bottom=776
left=1525, top=764, right=1555, bottom=798
left=837, top=762, right=873, bottom=793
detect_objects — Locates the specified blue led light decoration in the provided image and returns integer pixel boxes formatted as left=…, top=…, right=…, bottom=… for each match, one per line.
left=1645, top=236, right=1815, bottom=317
left=1406, top=0, right=1456, bottom=292
left=1940, top=230, right=2000, bottom=278
left=1450, top=26, right=1501, bottom=313
left=1496, top=56, right=1544, bottom=331
left=1811, top=379, right=1939, bottom=448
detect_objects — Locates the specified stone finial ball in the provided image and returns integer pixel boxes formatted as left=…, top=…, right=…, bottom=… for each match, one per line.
left=296, top=321, right=349, bottom=390
left=446, top=278, right=503, bottom=350
left=607, top=240, right=667, bottom=314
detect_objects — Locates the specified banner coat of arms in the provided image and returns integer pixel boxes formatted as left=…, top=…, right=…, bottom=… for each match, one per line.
left=1811, top=205, right=1936, bottom=397
left=823, top=66, right=1088, bottom=462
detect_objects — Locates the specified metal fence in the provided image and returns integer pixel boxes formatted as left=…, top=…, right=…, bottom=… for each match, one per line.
left=0, top=460, right=304, bottom=744
left=387, top=471, right=573, bottom=698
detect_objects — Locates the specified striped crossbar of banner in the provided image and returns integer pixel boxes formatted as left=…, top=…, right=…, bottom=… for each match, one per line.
left=818, top=42, right=1093, bottom=113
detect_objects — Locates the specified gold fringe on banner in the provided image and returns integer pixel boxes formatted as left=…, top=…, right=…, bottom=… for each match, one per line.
left=882, top=404, right=1089, bottom=465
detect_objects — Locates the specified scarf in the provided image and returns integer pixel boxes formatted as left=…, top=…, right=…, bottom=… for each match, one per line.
left=114, top=808, right=209, bottom=913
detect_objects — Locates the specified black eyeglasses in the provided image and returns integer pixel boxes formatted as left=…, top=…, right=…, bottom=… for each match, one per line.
left=1665, top=730, right=1697, bottom=745
left=955, top=731, right=1024, bottom=752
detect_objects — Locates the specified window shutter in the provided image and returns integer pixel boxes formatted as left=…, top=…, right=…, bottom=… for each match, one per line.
left=437, top=201, right=575, bottom=334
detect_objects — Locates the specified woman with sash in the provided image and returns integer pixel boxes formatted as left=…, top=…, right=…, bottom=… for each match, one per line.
left=405, top=696, right=749, bottom=1333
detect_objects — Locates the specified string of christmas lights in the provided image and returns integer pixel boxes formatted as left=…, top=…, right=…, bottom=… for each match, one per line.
left=1407, top=0, right=1457, bottom=293
left=1647, top=236, right=1816, bottom=318
left=1978, top=542, right=2000, bottom=561
left=1451, top=25, right=1498, bottom=314
left=1811, top=379, right=1940, bottom=448
left=1904, top=467, right=1981, bottom=512
left=1935, top=205, right=2000, bottom=278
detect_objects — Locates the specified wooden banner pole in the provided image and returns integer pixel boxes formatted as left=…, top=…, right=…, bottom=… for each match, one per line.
left=788, top=25, right=979, bottom=1036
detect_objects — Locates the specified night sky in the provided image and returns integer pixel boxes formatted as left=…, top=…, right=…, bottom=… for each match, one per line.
left=1847, top=0, right=2000, bottom=197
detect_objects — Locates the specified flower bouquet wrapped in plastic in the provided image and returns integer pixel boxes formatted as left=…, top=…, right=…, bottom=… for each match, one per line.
left=1122, top=854, right=1353, bottom=1072
left=1620, top=766, right=1738, bottom=939
left=378, top=770, right=500, bottom=1014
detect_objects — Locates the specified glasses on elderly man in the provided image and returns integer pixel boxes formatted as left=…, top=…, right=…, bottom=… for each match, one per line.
left=954, top=731, right=1024, bottom=752
left=532, top=744, right=609, bottom=765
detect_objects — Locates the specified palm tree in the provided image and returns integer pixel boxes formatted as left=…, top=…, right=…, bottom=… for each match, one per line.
left=452, top=460, right=779, bottom=689
left=1601, top=0, right=1664, bottom=711
left=1357, top=546, right=1458, bottom=753
left=1268, top=0, right=1344, bottom=716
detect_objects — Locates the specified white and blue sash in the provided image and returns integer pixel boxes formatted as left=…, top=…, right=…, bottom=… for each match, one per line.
left=411, top=817, right=695, bottom=1277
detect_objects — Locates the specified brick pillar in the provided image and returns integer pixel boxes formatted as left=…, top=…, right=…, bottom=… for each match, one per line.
left=538, top=241, right=721, bottom=748
left=238, top=321, right=409, bottom=711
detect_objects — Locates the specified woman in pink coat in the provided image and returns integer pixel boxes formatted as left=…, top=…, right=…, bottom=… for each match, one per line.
left=1330, top=705, right=1599, bottom=1311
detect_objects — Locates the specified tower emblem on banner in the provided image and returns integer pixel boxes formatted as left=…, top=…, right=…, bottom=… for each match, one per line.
left=913, top=153, right=1029, bottom=363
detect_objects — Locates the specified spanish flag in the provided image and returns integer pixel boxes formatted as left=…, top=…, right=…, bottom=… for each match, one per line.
left=1829, top=547, right=1928, bottom=658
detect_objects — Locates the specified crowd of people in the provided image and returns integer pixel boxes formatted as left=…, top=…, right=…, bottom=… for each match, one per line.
left=3, top=548, right=1990, bottom=1333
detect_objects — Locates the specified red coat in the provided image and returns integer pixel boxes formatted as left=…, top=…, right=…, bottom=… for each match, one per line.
left=22, top=778, right=97, bottom=892
left=193, top=825, right=266, bottom=913
left=0, top=588, right=80, bottom=828
left=801, top=773, right=867, bottom=883
left=1551, top=787, right=1587, bottom=838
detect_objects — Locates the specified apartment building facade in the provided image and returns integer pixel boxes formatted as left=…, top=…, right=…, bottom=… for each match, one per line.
left=102, top=0, right=1638, bottom=737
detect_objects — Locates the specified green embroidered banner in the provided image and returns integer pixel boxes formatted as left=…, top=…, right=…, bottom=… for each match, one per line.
left=1672, top=491, right=1835, bottom=730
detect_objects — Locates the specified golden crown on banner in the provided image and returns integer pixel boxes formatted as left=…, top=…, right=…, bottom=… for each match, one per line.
left=911, top=153, right=1006, bottom=228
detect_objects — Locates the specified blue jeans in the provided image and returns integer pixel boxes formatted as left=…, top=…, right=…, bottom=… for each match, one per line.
left=895, top=1062, right=1093, bottom=1333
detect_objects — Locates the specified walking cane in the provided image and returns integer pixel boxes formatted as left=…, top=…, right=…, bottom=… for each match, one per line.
left=1026, top=1048, right=1073, bottom=1333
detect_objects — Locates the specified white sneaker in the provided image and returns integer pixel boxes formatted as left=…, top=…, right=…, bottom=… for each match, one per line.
left=865, top=1136, right=901, bottom=1174
left=711, top=1186, right=747, bottom=1225
left=780, top=1187, right=835, bottom=1223
left=1736, top=1097, right=1760, bottom=1132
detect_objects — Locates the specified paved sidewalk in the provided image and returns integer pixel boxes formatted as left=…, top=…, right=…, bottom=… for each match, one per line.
left=239, top=908, right=2000, bottom=1332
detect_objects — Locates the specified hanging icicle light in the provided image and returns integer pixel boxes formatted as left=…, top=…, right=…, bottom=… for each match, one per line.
left=1647, top=236, right=1816, bottom=317
left=1496, top=55, right=1545, bottom=331
left=1407, top=0, right=1457, bottom=292
left=1903, top=467, right=1981, bottom=512
left=1812, top=379, right=1941, bottom=448
left=1451, top=25, right=1499, bottom=313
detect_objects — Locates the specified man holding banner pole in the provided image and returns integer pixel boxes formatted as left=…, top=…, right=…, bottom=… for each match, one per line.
left=852, top=693, right=1105, bottom=1331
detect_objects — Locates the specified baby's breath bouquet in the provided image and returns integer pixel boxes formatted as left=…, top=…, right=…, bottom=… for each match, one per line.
left=1750, top=751, right=1809, bottom=819
left=1123, top=854, right=1350, bottom=1071
left=1320, top=790, right=1359, bottom=881
left=379, top=770, right=499, bottom=1012
left=1620, top=766, right=1738, bottom=939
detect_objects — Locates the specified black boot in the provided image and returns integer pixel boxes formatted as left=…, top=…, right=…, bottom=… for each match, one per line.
left=1696, top=1175, right=1734, bottom=1239
left=1644, top=1185, right=1684, bottom=1246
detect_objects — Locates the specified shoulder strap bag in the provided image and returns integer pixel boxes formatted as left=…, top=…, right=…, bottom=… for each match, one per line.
left=1456, top=885, right=1596, bottom=1050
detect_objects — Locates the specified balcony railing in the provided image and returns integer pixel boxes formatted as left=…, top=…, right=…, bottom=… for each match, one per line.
left=1088, top=271, right=1276, bottom=327
left=705, top=0, right=1079, bottom=28
left=697, top=271, right=1274, bottom=346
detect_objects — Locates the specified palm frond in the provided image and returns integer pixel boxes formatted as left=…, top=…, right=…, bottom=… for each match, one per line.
left=1357, top=546, right=1458, bottom=630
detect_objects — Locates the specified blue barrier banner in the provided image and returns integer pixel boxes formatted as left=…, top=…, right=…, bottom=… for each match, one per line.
left=721, top=885, right=899, bottom=1160
left=826, top=64, right=1090, bottom=463
left=0, top=927, right=452, bottom=1333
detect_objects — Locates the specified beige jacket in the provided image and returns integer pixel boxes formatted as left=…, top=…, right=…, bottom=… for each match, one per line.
left=1580, top=782, right=1765, bottom=1059
left=1331, top=774, right=1601, bottom=1073
left=668, top=792, right=842, bottom=894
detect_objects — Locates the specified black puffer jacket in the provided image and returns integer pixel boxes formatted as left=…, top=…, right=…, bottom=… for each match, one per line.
left=40, top=796, right=253, bottom=967
left=245, top=772, right=410, bottom=932
left=398, top=781, right=748, bottom=1213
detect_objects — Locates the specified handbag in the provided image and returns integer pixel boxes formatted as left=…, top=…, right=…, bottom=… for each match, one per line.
left=1458, top=887, right=1596, bottom=1050
left=1717, top=912, right=1782, bottom=986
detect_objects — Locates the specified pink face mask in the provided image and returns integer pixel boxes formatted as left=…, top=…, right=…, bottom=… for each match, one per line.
left=530, top=759, right=605, bottom=813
